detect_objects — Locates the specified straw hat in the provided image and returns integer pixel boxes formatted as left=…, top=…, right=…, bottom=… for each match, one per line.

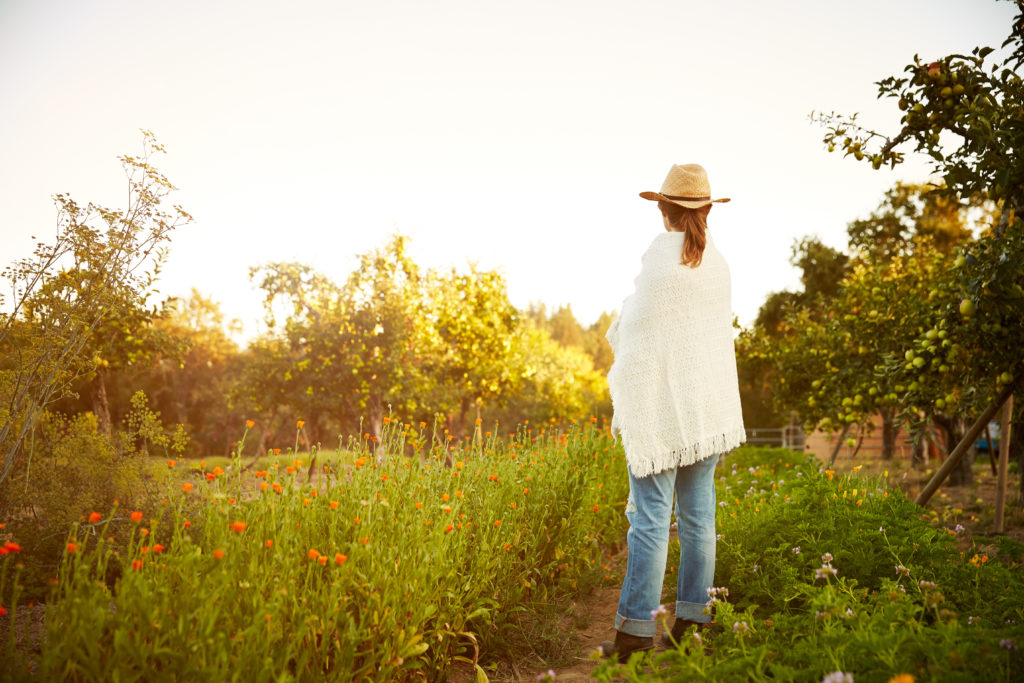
left=639, top=163, right=731, bottom=208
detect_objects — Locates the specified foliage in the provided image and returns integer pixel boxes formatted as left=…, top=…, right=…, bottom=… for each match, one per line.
left=594, top=447, right=1024, bottom=682
left=0, top=393, right=180, bottom=600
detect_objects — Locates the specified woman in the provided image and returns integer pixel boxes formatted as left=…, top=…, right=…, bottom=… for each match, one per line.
left=601, top=163, right=746, bottom=661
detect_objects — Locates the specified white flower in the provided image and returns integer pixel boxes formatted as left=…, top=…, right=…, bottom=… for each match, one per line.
left=821, top=552, right=833, bottom=563
left=822, top=672, right=854, bottom=683
left=791, top=546, right=801, bottom=555
left=650, top=604, right=668, bottom=619
left=732, top=620, right=749, bottom=634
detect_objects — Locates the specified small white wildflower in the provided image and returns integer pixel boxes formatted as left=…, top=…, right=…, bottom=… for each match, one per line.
left=895, top=564, right=910, bottom=577
left=821, top=553, right=834, bottom=563
left=954, top=524, right=965, bottom=534
left=1000, top=638, right=1018, bottom=650
left=650, top=604, right=668, bottom=620
left=918, top=580, right=936, bottom=589
left=822, top=672, right=854, bottom=683
left=732, top=620, right=749, bottom=634
left=791, top=546, right=801, bottom=555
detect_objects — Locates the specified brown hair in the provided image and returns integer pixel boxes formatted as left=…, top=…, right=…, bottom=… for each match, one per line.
left=658, top=201, right=711, bottom=267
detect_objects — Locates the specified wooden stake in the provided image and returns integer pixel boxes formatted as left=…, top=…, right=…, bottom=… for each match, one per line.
left=915, top=383, right=1015, bottom=507
left=995, top=394, right=1014, bottom=533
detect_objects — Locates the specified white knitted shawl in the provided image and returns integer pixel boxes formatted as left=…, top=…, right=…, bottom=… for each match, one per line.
left=606, top=231, right=746, bottom=478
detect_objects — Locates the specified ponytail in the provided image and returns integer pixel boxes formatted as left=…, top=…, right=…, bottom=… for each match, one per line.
left=657, top=201, right=710, bottom=267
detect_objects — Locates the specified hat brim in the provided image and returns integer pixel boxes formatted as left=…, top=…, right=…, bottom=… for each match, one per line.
left=639, top=191, right=731, bottom=208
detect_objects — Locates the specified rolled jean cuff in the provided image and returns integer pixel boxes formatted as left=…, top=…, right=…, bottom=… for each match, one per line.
left=675, top=600, right=711, bottom=624
left=615, top=612, right=658, bottom=638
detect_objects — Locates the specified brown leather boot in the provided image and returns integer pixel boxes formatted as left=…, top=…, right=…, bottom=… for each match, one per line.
left=599, top=630, right=655, bottom=663
left=660, top=618, right=712, bottom=652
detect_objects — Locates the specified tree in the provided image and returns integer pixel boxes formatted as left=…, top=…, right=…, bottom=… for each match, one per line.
left=812, top=0, right=1024, bottom=491
left=0, top=131, right=191, bottom=483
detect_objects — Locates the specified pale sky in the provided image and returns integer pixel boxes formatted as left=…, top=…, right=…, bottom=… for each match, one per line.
left=0, top=0, right=1015, bottom=341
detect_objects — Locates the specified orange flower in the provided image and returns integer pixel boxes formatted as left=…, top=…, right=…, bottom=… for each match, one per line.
left=132, top=559, right=143, bottom=571
left=183, top=521, right=191, bottom=528
left=213, top=466, right=224, bottom=477
left=354, top=457, right=366, bottom=468
left=297, top=420, right=305, bottom=429
left=206, top=472, right=216, bottom=481
left=353, top=517, right=360, bottom=525
left=183, top=482, right=194, bottom=493
left=308, top=548, right=320, bottom=560
left=888, top=676, right=915, bottom=683
left=383, top=417, right=391, bottom=424
left=317, top=555, right=327, bottom=566
left=88, top=512, right=102, bottom=523
left=360, top=537, right=370, bottom=545
left=494, top=520, right=502, bottom=527
left=259, top=482, right=269, bottom=492
left=139, top=528, right=149, bottom=537
left=419, top=421, right=426, bottom=428
left=302, top=498, right=312, bottom=506
left=475, top=417, right=483, bottom=425
left=510, top=502, right=517, bottom=509
left=66, top=542, right=78, bottom=554
left=442, top=493, right=450, bottom=502
left=523, top=488, right=530, bottom=495
left=230, top=521, right=247, bottom=534
left=153, top=544, right=165, bottom=553
left=245, top=420, right=255, bottom=428
left=329, top=500, right=339, bottom=509
left=167, top=460, right=176, bottom=468
left=265, top=539, right=273, bottom=548
left=273, top=448, right=281, bottom=455
left=130, top=511, right=144, bottom=523
left=0, top=606, right=6, bottom=616
left=456, top=490, right=463, bottom=499
left=213, top=549, right=225, bottom=560
left=334, top=553, right=347, bottom=565
left=272, top=483, right=283, bottom=494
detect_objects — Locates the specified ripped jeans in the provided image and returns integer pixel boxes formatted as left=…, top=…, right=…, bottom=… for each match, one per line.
left=615, top=454, right=719, bottom=638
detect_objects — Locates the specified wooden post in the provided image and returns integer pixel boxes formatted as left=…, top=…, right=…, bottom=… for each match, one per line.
left=994, top=394, right=1014, bottom=533
left=915, top=383, right=1015, bottom=507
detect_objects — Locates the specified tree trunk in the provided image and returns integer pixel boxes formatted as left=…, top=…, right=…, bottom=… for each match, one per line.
left=911, top=433, right=926, bottom=468
left=881, top=409, right=896, bottom=460
left=937, top=415, right=972, bottom=487
left=90, top=368, right=112, bottom=437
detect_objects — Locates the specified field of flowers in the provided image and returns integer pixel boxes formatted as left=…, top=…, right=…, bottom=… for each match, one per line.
left=1, top=418, right=630, bottom=682
left=2, top=420, right=1023, bottom=682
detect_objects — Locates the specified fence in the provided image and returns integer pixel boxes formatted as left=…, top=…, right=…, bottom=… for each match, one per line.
left=745, top=426, right=805, bottom=451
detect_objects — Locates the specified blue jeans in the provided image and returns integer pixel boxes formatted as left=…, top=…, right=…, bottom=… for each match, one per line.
left=615, top=454, right=719, bottom=637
